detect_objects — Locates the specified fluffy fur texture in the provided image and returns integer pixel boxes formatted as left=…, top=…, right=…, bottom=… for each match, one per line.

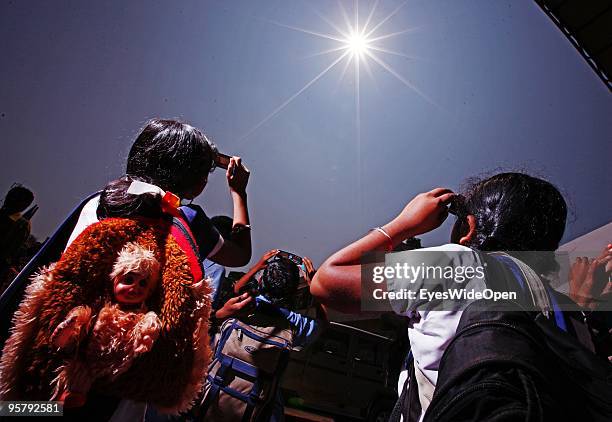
left=0, top=218, right=212, bottom=414
left=0, top=265, right=55, bottom=400
left=48, top=238, right=163, bottom=394
left=51, top=304, right=162, bottom=403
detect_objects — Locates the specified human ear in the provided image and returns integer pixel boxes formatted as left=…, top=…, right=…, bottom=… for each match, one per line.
left=458, top=215, right=477, bottom=246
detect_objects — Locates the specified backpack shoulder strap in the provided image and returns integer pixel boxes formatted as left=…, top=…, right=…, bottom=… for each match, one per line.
left=171, top=216, right=204, bottom=282
left=486, top=252, right=552, bottom=316
left=487, top=252, right=576, bottom=334
left=201, top=318, right=290, bottom=421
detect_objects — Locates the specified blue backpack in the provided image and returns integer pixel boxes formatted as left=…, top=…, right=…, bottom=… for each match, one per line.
left=198, top=317, right=294, bottom=421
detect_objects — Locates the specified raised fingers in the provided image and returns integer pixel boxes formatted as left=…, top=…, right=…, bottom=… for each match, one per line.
left=438, top=192, right=455, bottom=206
left=303, top=257, right=315, bottom=273
left=430, top=187, right=454, bottom=197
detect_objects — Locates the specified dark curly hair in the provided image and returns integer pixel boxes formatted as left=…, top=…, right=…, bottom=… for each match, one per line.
left=457, top=172, right=567, bottom=275
left=260, top=258, right=300, bottom=308
left=97, top=176, right=165, bottom=220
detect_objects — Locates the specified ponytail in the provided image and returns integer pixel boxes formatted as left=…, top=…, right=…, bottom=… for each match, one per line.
left=97, top=177, right=165, bottom=220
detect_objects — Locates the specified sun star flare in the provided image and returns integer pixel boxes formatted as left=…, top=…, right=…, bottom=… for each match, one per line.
left=346, top=31, right=369, bottom=56
left=241, top=0, right=433, bottom=142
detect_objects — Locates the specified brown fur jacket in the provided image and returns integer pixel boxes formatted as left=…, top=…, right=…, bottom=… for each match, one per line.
left=0, top=218, right=212, bottom=414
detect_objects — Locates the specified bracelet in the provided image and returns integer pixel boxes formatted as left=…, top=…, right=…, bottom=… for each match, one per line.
left=231, top=224, right=251, bottom=235
left=371, top=227, right=394, bottom=252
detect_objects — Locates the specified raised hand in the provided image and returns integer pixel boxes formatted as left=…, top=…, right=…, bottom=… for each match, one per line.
left=302, top=257, right=316, bottom=284
left=260, top=249, right=280, bottom=264
left=388, top=188, right=455, bottom=239
left=569, top=244, right=612, bottom=310
left=215, top=293, right=254, bottom=320
left=227, top=156, right=250, bottom=196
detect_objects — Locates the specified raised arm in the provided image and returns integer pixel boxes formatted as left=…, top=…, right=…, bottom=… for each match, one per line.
left=310, top=188, right=455, bottom=313
left=210, top=156, right=252, bottom=267
left=233, top=249, right=279, bottom=294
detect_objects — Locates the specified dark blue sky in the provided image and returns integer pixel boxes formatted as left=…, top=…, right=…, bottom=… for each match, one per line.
left=1, top=0, right=610, bottom=268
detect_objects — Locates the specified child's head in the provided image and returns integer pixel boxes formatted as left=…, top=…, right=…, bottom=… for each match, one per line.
left=111, top=242, right=160, bottom=305
left=2, top=185, right=34, bottom=214
left=451, top=172, right=567, bottom=273
left=260, top=257, right=300, bottom=308
left=126, top=119, right=216, bottom=199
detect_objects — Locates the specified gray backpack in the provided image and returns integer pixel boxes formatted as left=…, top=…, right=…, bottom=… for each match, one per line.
left=199, top=317, right=294, bottom=421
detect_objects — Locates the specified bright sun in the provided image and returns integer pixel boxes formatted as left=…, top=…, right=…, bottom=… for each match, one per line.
left=346, top=31, right=368, bottom=56
left=241, top=1, right=432, bottom=142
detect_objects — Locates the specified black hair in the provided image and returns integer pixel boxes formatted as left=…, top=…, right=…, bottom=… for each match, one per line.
left=2, top=185, right=34, bottom=214
left=210, top=215, right=233, bottom=239
left=126, top=119, right=215, bottom=197
left=260, top=258, right=300, bottom=308
left=98, top=119, right=215, bottom=219
left=97, top=177, right=165, bottom=220
left=458, top=172, right=567, bottom=274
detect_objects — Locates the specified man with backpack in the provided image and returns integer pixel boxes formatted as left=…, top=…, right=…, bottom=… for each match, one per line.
left=199, top=250, right=327, bottom=421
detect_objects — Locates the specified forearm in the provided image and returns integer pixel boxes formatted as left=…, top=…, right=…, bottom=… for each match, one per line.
left=231, top=191, right=250, bottom=226
left=209, top=193, right=251, bottom=267
left=312, top=188, right=455, bottom=313
left=229, top=191, right=251, bottom=263
left=311, top=219, right=416, bottom=313
left=233, top=263, right=262, bottom=293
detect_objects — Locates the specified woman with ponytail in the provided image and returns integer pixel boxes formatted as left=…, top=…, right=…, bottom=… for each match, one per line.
left=69, top=118, right=251, bottom=266
left=0, top=119, right=252, bottom=420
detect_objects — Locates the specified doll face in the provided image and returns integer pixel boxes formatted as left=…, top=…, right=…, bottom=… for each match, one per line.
left=114, top=271, right=155, bottom=305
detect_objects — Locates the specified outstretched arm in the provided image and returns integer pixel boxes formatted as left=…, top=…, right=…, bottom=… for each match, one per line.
left=233, top=249, right=279, bottom=294
left=214, top=250, right=283, bottom=320
left=310, top=188, right=455, bottom=313
left=214, top=293, right=254, bottom=320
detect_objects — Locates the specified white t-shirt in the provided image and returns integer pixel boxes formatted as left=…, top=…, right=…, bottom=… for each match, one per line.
left=66, top=196, right=224, bottom=258
left=386, top=244, right=487, bottom=420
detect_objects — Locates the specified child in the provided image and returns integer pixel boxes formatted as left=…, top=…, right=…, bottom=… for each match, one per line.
left=0, top=119, right=251, bottom=420
left=204, top=250, right=326, bottom=421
